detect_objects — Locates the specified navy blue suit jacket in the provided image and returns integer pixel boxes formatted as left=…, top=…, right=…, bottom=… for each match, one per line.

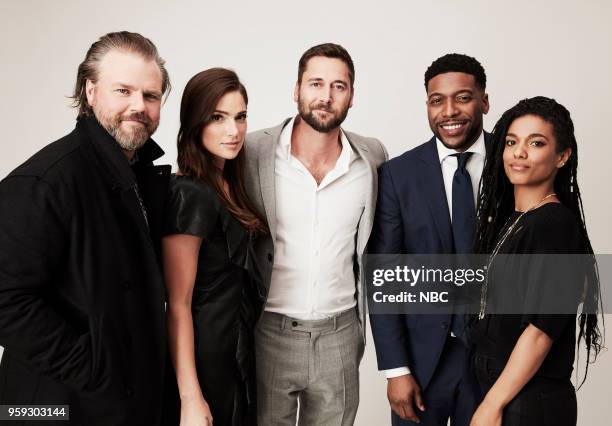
left=368, top=134, right=490, bottom=390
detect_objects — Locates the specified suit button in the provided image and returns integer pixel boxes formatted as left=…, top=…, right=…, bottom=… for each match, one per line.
left=267, top=253, right=273, bottom=262
left=126, top=387, right=134, bottom=397
left=292, top=321, right=298, bottom=327
left=122, top=280, right=132, bottom=291
left=440, top=322, right=449, bottom=330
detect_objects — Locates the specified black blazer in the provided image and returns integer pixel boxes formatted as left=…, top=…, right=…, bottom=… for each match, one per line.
left=368, top=134, right=490, bottom=390
left=0, top=117, right=170, bottom=425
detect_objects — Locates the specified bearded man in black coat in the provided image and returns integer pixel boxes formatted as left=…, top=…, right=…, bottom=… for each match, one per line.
left=0, top=31, right=171, bottom=425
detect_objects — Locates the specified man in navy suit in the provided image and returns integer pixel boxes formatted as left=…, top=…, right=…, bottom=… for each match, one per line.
left=368, top=54, right=490, bottom=426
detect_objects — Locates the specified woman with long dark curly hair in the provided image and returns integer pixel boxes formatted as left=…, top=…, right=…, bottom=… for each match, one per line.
left=162, top=68, right=267, bottom=426
left=469, top=96, right=602, bottom=426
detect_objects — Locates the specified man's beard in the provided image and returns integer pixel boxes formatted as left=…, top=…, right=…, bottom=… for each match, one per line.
left=95, top=110, right=158, bottom=151
left=298, top=98, right=349, bottom=133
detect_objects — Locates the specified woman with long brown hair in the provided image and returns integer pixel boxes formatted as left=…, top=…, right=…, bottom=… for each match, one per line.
left=162, top=68, right=267, bottom=426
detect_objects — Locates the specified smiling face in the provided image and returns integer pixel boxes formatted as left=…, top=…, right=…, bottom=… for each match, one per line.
left=85, top=49, right=163, bottom=152
left=294, top=56, right=353, bottom=133
left=201, top=90, right=247, bottom=169
left=503, top=114, right=571, bottom=188
left=426, top=72, right=489, bottom=151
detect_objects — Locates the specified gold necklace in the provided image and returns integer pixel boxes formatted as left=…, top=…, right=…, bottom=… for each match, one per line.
left=477, top=192, right=557, bottom=319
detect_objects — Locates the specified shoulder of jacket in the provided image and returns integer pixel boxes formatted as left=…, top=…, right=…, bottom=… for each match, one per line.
left=246, top=119, right=291, bottom=144
left=343, top=130, right=387, bottom=162
left=245, top=128, right=271, bottom=143
left=390, top=139, right=432, bottom=163
left=5, top=129, right=84, bottom=182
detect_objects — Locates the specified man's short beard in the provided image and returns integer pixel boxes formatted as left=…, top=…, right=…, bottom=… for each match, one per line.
left=95, top=111, right=157, bottom=151
left=298, top=99, right=349, bottom=133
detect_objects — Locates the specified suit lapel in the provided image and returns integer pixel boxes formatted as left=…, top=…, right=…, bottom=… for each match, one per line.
left=418, top=137, right=454, bottom=252
left=484, top=131, right=492, bottom=154
left=475, top=131, right=493, bottom=212
left=344, top=130, right=375, bottom=255
left=257, top=119, right=291, bottom=243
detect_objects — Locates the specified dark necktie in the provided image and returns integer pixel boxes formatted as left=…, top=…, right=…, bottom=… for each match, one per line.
left=450, top=152, right=474, bottom=343
left=451, top=152, right=475, bottom=253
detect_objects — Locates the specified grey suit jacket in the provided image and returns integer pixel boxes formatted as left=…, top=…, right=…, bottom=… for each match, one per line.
left=244, top=117, right=388, bottom=333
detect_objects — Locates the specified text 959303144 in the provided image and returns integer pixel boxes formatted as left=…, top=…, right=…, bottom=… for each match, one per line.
left=0, top=405, right=69, bottom=420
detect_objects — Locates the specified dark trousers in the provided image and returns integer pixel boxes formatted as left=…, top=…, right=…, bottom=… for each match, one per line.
left=474, top=353, right=577, bottom=426
left=392, top=337, right=481, bottom=426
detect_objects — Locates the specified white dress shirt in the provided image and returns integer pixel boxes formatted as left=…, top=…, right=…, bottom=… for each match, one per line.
left=264, top=118, right=369, bottom=320
left=437, top=131, right=486, bottom=220
left=385, top=131, right=486, bottom=379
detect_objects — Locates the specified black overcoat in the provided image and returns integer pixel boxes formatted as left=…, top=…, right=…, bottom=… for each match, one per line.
left=0, top=117, right=170, bottom=425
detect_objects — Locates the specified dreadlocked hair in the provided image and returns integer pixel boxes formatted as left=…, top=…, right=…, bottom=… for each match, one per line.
left=474, top=96, right=603, bottom=387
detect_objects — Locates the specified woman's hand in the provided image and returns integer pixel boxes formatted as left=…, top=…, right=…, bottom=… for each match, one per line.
left=180, top=397, right=213, bottom=426
left=164, top=234, right=210, bottom=425
left=470, top=324, right=553, bottom=426
left=470, top=398, right=502, bottom=426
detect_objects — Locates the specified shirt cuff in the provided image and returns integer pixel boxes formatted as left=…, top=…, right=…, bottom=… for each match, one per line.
left=384, top=367, right=411, bottom=378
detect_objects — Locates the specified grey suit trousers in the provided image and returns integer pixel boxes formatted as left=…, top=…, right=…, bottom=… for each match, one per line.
left=255, top=309, right=365, bottom=425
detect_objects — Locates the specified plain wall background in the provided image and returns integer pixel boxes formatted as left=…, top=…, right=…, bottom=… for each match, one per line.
left=1, top=0, right=611, bottom=424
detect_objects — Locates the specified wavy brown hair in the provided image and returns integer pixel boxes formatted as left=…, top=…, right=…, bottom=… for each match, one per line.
left=177, top=68, right=267, bottom=235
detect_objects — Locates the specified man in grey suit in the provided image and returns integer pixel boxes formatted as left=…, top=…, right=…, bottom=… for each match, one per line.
left=245, top=43, right=387, bottom=425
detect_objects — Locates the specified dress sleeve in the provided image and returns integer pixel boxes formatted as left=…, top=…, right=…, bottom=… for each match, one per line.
left=163, top=176, right=220, bottom=238
left=522, top=314, right=574, bottom=341
left=517, top=206, right=584, bottom=341
left=519, top=250, right=582, bottom=340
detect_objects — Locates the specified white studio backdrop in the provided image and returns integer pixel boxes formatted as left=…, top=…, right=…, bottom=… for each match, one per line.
left=1, top=1, right=611, bottom=424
